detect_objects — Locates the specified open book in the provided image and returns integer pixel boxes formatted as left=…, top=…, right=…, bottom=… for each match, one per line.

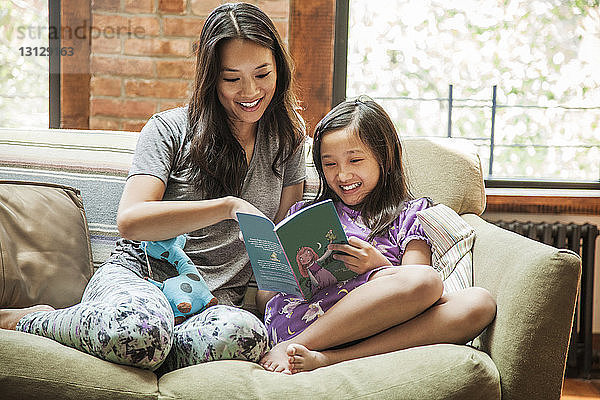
left=237, top=199, right=356, bottom=301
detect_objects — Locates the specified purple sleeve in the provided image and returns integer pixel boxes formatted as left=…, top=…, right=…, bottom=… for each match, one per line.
left=397, top=198, right=432, bottom=252
left=285, top=201, right=307, bottom=218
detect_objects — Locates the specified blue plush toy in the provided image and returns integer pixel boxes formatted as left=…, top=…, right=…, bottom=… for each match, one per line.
left=141, top=235, right=217, bottom=324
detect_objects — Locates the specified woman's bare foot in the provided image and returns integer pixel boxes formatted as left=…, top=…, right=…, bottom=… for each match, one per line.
left=287, top=343, right=332, bottom=373
left=0, top=305, right=55, bottom=330
left=259, top=341, right=293, bottom=374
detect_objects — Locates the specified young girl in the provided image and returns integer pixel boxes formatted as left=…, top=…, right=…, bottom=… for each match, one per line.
left=258, top=96, right=497, bottom=374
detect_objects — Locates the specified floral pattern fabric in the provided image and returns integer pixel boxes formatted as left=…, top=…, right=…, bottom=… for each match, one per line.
left=17, top=263, right=268, bottom=371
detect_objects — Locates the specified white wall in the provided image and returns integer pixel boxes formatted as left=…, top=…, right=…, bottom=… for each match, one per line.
left=482, top=211, right=600, bottom=333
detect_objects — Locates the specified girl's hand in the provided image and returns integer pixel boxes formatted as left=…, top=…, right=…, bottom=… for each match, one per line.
left=328, top=236, right=391, bottom=274
left=228, top=196, right=266, bottom=221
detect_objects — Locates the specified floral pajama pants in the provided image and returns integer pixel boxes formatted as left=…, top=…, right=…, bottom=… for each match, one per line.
left=16, top=263, right=269, bottom=371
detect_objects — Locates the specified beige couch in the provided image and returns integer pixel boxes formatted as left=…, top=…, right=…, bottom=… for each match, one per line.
left=0, top=128, right=581, bottom=399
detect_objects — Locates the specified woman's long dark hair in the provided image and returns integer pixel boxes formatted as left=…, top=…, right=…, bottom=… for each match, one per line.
left=312, top=96, right=412, bottom=241
left=186, top=2, right=304, bottom=197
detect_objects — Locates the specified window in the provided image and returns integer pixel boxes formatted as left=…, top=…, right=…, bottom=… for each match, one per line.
left=338, top=0, right=600, bottom=188
left=0, top=0, right=50, bottom=128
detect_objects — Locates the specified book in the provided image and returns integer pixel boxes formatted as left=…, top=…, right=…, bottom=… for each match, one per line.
left=237, top=199, right=355, bottom=301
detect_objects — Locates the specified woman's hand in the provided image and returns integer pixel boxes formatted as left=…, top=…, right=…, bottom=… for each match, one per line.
left=227, top=196, right=267, bottom=221
left=328, top=236, right=391, bottom=274
left=227, top=197, right=268, bottom=243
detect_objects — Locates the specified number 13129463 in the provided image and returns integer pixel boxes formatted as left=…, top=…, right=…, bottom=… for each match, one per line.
left=19, top=47, right=74, bottom=56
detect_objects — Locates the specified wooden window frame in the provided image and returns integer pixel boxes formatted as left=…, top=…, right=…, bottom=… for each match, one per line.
left=49, top=0, right=90, bottom=129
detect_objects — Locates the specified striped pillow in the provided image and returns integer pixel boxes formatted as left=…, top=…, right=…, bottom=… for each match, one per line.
left=416, top=204, right=475, bottom=294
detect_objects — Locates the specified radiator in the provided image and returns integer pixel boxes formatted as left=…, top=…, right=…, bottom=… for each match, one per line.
left=492, top=220, right=599, bottom=378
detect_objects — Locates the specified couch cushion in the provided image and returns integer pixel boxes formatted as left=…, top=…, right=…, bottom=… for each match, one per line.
left=0, top=181, right=93, bottom=308
left=0, top=329, right=158, bottom=400
left=158, top=344, right=500, bottom=400
left=1, top=329, right=499, bottom=400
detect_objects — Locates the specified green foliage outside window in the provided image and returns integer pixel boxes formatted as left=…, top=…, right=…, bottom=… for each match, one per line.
left=347, top=0, right=600, bottom=182
left=0, top=0, right=49, bottom=128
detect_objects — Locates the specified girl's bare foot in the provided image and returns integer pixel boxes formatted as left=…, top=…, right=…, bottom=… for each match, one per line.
left=287, top=343, right=332, bottom=373
left=0, top=305, right=55, bottom=330
left=259, top=341, right=293, bottom=374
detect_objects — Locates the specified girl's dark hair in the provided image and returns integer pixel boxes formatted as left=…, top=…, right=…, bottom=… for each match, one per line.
left=312, top=95, right=412, bottom=240
left=186, top=2, right=304, bottom=197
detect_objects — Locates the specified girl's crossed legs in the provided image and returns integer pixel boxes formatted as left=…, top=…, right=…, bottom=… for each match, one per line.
left=261, top=265, right=496, bottom=374
left=7, top=263, right=268, bottom=371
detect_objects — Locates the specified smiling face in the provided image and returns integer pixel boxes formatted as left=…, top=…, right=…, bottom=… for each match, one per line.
left=320, top=128, right=381, bottom=207
left=216, top=38, right=277, bottom=134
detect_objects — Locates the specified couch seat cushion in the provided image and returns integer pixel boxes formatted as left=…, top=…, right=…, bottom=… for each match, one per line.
left=0, top=329, right=158, bottom=400
left=158, top=343, right=500, bottom=400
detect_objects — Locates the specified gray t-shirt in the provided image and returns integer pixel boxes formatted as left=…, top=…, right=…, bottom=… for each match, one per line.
left=111, top=106, right=305, bottom=306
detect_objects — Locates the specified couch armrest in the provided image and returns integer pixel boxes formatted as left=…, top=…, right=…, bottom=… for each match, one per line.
left=463, top=214, right=581, bottom=400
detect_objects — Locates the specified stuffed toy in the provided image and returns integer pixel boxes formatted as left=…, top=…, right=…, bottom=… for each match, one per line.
left=141, top=235, right=218, bottom=324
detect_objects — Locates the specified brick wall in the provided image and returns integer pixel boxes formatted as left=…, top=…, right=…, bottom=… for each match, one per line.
left=89, top=0, right=290, bottom=132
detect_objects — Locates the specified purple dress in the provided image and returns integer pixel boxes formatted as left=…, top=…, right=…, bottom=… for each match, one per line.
left=264, top=198, right=431, bottom=346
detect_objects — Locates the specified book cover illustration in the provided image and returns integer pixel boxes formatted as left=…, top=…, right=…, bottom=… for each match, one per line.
left=237, top=199, right=355, bottom=300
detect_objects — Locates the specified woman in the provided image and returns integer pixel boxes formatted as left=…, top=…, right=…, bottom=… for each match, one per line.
left=0, top=2, right=306, bottom=372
